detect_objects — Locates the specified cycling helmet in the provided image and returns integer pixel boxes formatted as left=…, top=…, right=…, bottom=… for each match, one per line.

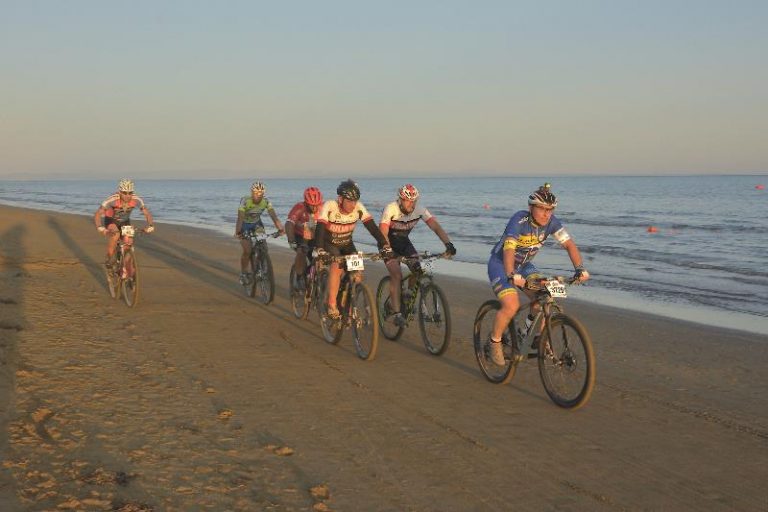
left=528, top=182, right=558, bottom=208
left=398, top=183, right=420, bottom=201
left=118, top=178, right=134, bottom=193
left=336, top=179, right=361, bottom=201
left=251, top=181, right=266, bottom=193
left=303, top=186, right=323, bottom=206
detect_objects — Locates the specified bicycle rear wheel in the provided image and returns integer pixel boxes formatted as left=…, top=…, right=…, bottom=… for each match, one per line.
left=418, top=283, right=451, bottom=355
left=375, top=276, right=404, bottom=341
left=122, top=248, right=139, bottom=307
left=289, top=266, right=309, bottom=318
left=538, top=314, right=595, bottom=409
left=473, top=300, right=516, bottom=384
left=352, top=283, right=379, bottom=361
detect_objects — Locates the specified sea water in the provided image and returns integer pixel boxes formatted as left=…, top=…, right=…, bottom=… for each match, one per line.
left=2, top=175, right=766, bottom=334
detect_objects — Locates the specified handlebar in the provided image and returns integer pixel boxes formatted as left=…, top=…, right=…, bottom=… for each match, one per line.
left=524, top=275, right=580, bottom=291
left=317, top=252, right=383, bottom=264
left=239, top=231, right=282, bottom=240
left=393, top=250, right=452, bottom=264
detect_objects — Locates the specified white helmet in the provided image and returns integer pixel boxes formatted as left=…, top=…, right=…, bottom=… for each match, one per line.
left=251, top=181, right=266, bottom=193
left=118, top=178, right=135, bottom=193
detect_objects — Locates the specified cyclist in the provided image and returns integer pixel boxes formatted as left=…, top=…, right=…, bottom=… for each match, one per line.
left=235, top=181, right=284, bottom=285
left=486, top=183, right=590, bottom=365
left=285, top=186, right=323, bottom=290
left=315, top=179, right=392, bottom=320
left=379, top=183, right=456, bottom=326
left=93, top=178, right=154, bottom=267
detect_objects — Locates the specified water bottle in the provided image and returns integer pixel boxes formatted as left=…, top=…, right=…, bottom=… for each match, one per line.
left=517, top=316, right=533, bottom=340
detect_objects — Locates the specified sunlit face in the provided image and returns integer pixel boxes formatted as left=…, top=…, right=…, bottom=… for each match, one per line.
left=339, top=197, right=357, bottom=214
left=306, top=202, right=320, bottom=213
left=530, top=204, right=554, bottom=225
left=399, top=198, right=415, bottom=214
left=119, top=191, right=134, bottom=199
left=251, top=190, right=264, bottom=201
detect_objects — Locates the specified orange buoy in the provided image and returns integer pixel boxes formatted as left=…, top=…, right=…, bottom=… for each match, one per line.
left=756, top=184, right=765, bottom=190
left=483, top=203, right=490, bottom=209
left=647, top=226, right=659, bottom=233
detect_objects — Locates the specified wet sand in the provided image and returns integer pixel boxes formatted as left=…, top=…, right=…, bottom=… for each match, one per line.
left=1, top=204, right=766, bottom=511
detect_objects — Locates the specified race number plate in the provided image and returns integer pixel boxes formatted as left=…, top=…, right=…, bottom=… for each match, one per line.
left=421, top=259, right=434, bottom=275
left=120, top=225, right=136, bottom=237
left=345, top=254, right=365, bottom=271
left=545, top=280, right=567, bottom=298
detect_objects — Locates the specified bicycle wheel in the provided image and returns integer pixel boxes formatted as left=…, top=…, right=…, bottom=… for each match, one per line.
left=289, top=266, right=308, bottom=318
left=375, top=276, right=404, bottom=341
left=538, top=314, right=596, bottom=409
left=312, top=269, right=328, bottom=319
left=318, top=275, right=343, bottom=344
left=252, top=251, right=275, bottom=305
left=351, top=283, right=379, bottom=361
left=106, top=254, right=120, bottom=299
left=418, top=283, right=451, bottom=355
left=122, top=248, right=140, bottom=307
left=246, top=249, right=258, bottom=298
left=473, top=300, right=516, bottom=384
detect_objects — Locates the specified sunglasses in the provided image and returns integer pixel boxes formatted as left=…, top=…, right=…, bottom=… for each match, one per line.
left=120, top=191, right=134, bottom=195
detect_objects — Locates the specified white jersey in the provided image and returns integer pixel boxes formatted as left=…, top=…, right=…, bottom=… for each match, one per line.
left=380, top=201, right=433, bottom=237
left=318, top=200, right=373, bottom=246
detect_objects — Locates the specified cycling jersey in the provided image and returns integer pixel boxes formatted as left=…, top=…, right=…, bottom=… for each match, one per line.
left=287, top=202, right=319, bottom=241
left=379, top=201, right=434, bottom=238
left=317, top=200, right=373, bottom=247
left=100, top=194, right=146, bottom=225
left=489, top=210, right=570, bottom=267
left=238, top=196, right=275, bottom=224
left=488, top=210, right=571, bottom=298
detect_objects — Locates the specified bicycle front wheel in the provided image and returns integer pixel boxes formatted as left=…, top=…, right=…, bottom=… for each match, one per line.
left=375, top=276, right=404, bottom=341
left=289, top=266, right=308, bottom=318
left=122, top=248, right=139, bottom=307
left=538, top=314, right=596, bottom=409
left=252, top=252, right=275, bottom=305
left=351, top=283, right=379, bottom=361
left=418, top=283, right=451, bottom=355
left=106, top=257, right=120, bottom=300
left=473, top=300, right=515, bottom=384
left=318, top=275, right=342, bottom=344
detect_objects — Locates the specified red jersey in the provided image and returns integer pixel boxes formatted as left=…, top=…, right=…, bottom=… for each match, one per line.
left=287, top=202, right=320, bottom=240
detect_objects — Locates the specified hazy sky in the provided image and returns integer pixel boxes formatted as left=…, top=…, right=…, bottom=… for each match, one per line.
left=2, top=0, right=767, bottom=178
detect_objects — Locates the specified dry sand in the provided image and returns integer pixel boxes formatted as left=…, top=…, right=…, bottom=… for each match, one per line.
left=1, top=204, right=766, bottom=511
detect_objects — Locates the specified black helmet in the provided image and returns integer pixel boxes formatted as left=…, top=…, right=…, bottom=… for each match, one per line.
left=528, top=182, right=558, bottom=208
left=336, top=179, right=361, bottom=201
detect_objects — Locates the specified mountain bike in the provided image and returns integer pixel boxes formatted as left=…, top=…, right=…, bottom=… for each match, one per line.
left=105, top=225, right=148, bottom=307
left=239, top=231, right=281, bottom=304
left=317, top=252, right=381, bottom=361
left=473, top=275, right=595, bottom=409
left=375, top=251, right=452, bottom=355
left=289, top=253, right=327, bottom=320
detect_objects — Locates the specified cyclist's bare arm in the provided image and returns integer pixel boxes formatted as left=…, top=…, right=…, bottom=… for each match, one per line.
left=93, top=206, right=105, bottom=230
left=234, top=210, right=245, bottom=237
left=562, top=239, right=589, bottom=281
left=378, top=222, right=392, bottom=246
left=140, top=205, right=154, bottom=229
left=267, top=208, right=284, bottom=233
left=425, top=217, right=451, bottom=245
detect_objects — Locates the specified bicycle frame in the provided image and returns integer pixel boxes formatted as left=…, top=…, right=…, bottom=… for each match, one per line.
left=512, top=277, right=572, bottom=359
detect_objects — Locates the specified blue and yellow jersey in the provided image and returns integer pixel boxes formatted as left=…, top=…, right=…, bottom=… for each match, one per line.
left=490, top=210, right=571, bottom=266
left=238, top=196, right=275, bottom=224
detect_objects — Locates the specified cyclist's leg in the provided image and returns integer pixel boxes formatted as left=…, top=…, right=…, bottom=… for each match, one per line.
left=294, top=238, right=310, bottom=277
left=385, top=258, right=403, bottom=311
left=324, top=243, right=344, bottom=313
left=488, top=257, right=521, bottom=341
left=105, top=220, right=123, bottom=266
left=518, top=262, right=543, bottom=318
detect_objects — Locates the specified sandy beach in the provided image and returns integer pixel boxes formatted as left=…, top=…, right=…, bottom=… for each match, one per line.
left=1, top=204, right=766, bottom=511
